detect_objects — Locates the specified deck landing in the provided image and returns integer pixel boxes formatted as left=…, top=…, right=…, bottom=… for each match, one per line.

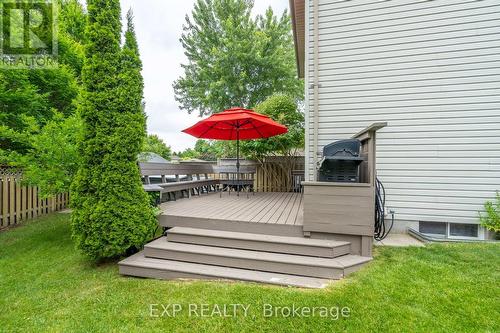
left=159, top=192, right=304, bottom=237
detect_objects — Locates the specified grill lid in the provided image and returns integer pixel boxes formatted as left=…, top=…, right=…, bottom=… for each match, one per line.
left=318, top=139, right=364, bottom=182
left=322, top=139, right=364, bottom=161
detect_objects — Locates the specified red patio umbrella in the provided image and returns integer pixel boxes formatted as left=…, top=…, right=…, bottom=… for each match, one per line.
left=182, top=107, right=288, bottom=193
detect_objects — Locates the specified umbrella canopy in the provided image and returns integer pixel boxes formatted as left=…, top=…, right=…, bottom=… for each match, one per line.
left=182, top=107, right=288, bottom=195
left=182, top=107, right=288, bottom=140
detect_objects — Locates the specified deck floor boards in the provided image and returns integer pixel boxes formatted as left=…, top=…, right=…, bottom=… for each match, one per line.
left=203, top=196, right=240, bottom=218
left=292, top=194, right=304, bottom=224
left=278, top=193, right=299, bottom=225
left=228, top=192, right=273, bottom=220
left=252, top=192, right=286, bottom=223
left=294, top=194, right=304, bottom=225
left=160, top=192, right=303, bottom=226
left=268, top=193, right=294, bottom=224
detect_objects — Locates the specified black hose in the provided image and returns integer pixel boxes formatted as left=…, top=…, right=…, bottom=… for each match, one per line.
left=374, top=177, right=394, bottom=241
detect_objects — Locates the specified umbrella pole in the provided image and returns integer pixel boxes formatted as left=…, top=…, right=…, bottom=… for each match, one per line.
left=236, top=129, right=240, bottom=196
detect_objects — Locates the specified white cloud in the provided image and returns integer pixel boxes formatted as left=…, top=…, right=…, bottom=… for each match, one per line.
left=119, top=0, right=290, bottom=152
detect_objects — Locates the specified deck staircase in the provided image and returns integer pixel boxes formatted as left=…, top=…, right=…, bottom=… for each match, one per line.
left=119, top=227, right=372, bottom=288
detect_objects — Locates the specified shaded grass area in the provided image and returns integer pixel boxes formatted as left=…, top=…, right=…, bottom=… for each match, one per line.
left=0, top=214, right=499, bottom=333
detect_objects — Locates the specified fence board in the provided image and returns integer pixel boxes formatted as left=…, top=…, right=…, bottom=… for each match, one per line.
left=28, top=186, right=32, bottom=220
left=21, top=185, right=26, bottom=221
left=9, top=177, right=15, bottom=225
left=15, top=177, right=21, bottom=223
left=1, top=177, right=7, bottom=226
left=33, top=187, right=38, bottom=219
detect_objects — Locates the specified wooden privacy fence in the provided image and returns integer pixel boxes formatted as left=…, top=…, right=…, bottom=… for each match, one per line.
left=253, top=156, right=305, bottom=193
left=0, top=168, right=69, bottom=228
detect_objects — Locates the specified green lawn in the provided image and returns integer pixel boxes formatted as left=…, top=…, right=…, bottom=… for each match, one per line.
left=0, top=214, right=498, bottom=333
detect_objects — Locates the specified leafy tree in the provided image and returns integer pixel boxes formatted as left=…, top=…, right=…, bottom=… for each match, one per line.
left=192, top=140, right=220, bottom=161
left=179, top=139, right=236, bottom=160
left=241, top=94, right=304, bottom=159
left=28, top=66, right=80, bottom=116
left=19, top=114, right=81, bottom=197
left=0, top=71, right=50, bottom=129
left=241, top=94, right=304, bottom=191
left=0, top=70, right=52, bottom=161
left=174, top=0, right=303, bottom=116
left=71, top=3, right=156, bottom=260
left=178, top=148, right=198, bottom=160
left=0, top=0, right=85, bottom=161
left=143, top=134, right=172, bottom=160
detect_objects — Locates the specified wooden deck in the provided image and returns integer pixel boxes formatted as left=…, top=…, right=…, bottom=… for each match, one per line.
left=122, top=191, right=373, bottom=286
left=159, top=192, right=304, bottom=237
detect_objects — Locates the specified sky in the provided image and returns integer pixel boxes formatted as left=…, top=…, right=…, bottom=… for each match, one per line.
left=118, top=0, right=291, bottom=152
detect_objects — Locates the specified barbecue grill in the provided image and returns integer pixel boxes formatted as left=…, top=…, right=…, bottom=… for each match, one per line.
left=318, top=139, right=364, bottom=182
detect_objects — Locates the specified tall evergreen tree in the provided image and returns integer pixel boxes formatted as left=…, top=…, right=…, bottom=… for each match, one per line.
left=71, top=2, right=155, bottom=260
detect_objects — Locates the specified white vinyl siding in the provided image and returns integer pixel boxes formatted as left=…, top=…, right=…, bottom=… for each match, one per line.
left=306, top=0, right=500, bottom=225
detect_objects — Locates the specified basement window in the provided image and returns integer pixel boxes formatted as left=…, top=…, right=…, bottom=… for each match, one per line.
left=419, top=221, right=446, bottom=237
left=449, top=223, right=479, bottom=238
left=419, top=221, right=480, bottom=239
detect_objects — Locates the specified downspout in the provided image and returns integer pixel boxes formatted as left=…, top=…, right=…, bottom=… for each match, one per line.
left=312, top=0, right=320, bottom=180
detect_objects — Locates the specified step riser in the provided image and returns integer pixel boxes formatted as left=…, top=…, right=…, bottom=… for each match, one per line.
left=119, top=252, right=331, bottom=288
left=119, top=265, right=328, bottom=288
left=167, top=233, right=350, bottom=258
left=144, top=247, right=344, bottom=279
left=344, top=264, right=366, bottom=276
left=120, top=265, right=214, bottom=281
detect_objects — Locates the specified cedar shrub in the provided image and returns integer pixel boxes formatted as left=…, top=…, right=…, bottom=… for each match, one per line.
left=71, top=1, right=156, bottom=260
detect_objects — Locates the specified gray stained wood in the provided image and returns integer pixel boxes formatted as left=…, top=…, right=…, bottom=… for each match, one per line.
left=160, top=192, right=304, bottom=226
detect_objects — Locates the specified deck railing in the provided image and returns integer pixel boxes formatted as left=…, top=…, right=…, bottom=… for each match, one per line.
left=0, top=168, right=69, bottom=228
left=140, top=158, right=305, bottom=197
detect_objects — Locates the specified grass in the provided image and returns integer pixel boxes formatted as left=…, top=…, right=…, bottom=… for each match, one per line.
left=0, top=214, right=499, bottom=333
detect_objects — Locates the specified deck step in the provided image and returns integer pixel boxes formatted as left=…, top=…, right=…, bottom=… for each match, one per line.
left=167, top=227, right=351, bottom=258
left=144, top=238, right=371, bottom=279
left=119, top=252, right=331, bottom=289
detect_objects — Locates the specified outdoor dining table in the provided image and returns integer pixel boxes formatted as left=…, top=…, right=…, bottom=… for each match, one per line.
left=214, top=165, right=255, bottom=196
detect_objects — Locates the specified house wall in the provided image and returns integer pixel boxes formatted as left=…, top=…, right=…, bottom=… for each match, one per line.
left=305, top=0, right=500, bottom=234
